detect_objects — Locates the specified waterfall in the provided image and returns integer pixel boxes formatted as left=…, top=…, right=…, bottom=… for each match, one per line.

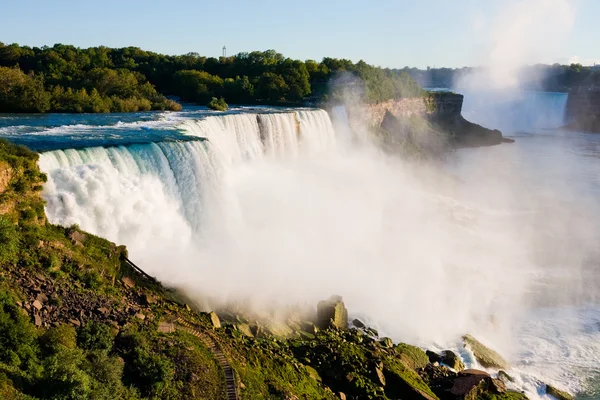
left=39, top=109, right=337, bottom=249
left=461, top=91, right=569, bottom=133
left=30, top=105, right=600, bottom=399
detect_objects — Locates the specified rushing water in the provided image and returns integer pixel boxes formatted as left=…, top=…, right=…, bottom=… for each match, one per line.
left=1, top=98, right=599, bottom=399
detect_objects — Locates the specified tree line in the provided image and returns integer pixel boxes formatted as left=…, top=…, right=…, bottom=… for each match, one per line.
left=0, top=43, right=424, bottom=113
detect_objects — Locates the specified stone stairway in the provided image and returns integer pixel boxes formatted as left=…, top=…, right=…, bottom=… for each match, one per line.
left=175, top=317, right=239, bottom=400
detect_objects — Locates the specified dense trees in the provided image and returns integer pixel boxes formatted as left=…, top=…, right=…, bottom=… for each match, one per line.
left=0, top=42, right=425, bottom=113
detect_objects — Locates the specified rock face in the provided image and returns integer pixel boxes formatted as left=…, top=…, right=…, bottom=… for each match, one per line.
left=463, top=334, right=509, bottom=370
left=565, top=89, right=600, bottom=133
left=316, top=295, right=348, bottom=330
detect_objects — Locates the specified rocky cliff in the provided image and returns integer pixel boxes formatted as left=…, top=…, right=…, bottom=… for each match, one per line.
left=565, top=89, right=600, bottom=132
left=344, top=92, right=507, bottom=151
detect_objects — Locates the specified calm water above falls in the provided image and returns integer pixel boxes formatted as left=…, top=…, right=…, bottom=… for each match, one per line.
left=0, top=97, right=599, bottom=399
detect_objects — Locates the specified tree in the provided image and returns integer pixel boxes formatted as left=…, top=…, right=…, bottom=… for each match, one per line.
left=0, top=66, right=50, bottom=112
left=256, top=72, right=288, bottom=101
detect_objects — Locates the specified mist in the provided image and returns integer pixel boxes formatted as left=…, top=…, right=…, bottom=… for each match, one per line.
left=455, top=0, right=576, bottom=133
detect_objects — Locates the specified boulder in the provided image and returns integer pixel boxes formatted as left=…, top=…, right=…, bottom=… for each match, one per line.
left=352, top=318, right=366, bottom=329
left=383, top=359, right=440, bottom=400
left=32, top=300, right=43, bottom=310
left=395, top=343, right=430, bottom=370
left=316, top=295, right=348, bottom=330
left=235, top=323, right=254, bottom=337
left=375, top=366, right=386, bottom=386
left=380, top=337, right=393, bottom=348
left=426, top=350, right=443, bottom=364
left=441, top=350, right=465, bottom=372
left=209, top=311, right=221, bottom=329
left=449, top=370, right=490, bottom=397
left=546, top=384, right=574, bottom=400
left=463, top=334, right=509, bottom=369
left=121, top=276, right=135, bottom=289
left=498, top=370, right=514, bottom=383
left=142, top=293, right=157, bottom=305
left=68, top=230, right=87, bottom=246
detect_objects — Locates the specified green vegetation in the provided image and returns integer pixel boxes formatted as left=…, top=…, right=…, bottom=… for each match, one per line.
left=0, top=42, right=423, bottom=113
left=207, top=97, right=228, bottom=111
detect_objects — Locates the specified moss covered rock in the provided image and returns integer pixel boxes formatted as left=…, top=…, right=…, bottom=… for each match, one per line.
left=546, top=384, right=574, bottom=400
left=395, top=343, right=430, bottom=370
left=316, top=295, right=348, bottom=330
left=463, top=334, right=509, bottom=369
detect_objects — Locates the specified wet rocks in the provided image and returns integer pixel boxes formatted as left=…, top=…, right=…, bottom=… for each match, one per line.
left=546, top=384, right=574, bottom=400
left=426, top=350, right=443, bottom=364
left=441, top=350, right=465, bottom=372
left=463, top=334, right=509, bottom=369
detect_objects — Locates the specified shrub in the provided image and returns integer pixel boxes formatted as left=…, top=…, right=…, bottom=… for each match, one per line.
left=40, top=325, right=77, bottom=356
left=0, top=289, right=39, bottom=368
left=207, top=97, right=228, bottom=111
left=78, top=322, right=114, bottom=352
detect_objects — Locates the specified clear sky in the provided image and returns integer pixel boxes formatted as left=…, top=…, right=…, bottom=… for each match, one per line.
left=0, top=0, right=597, bottom=69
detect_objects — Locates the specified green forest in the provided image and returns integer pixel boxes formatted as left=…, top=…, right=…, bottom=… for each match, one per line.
left=0, top=43, right=423, bottom=113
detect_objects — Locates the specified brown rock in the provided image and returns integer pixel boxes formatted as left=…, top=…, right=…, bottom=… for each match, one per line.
left=209, top=311, right=221, bottom=328
left=142, top=293, right=157, bottom=305
left=69, top=230, right=87, bottom=246
left=121, top=276, right=135, bottom=289
left=32, top=300, right=43, bottom=310
left=316, top=295, right=348, bottom=330
left=375, top=367, right=386, bottom=387
left=34, top=314, right=43, bottom=327
left=69, top=319, right=81, bottom=327
left=450, top=370, right=490, bottom=397
left=36, top=293, right=48, bottom=303
left=490, top=378, right=507, bottom=394
left=135, top=313, right=146, bottom=321
left=338, top=392, right=347, bottom=400
left=96, top=307, right=109, bottom=315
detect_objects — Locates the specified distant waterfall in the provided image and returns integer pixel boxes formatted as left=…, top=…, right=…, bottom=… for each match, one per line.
left=461, top=91, right=569, bottom=133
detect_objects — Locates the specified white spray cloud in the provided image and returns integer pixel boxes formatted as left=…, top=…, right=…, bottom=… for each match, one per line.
left=462, top=0, right=576, bottom=90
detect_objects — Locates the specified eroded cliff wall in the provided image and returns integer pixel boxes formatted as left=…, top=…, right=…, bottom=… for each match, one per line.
left=566, top=90, right=600, bottom=132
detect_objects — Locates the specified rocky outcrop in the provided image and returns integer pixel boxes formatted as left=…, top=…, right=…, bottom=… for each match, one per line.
left=350, top=92, right=507, bottom=152
left=463, top=334, right=509, bottom=370
left=316, top=295, right=348, bottom=330
left=565, top=89, right=600, bottom=133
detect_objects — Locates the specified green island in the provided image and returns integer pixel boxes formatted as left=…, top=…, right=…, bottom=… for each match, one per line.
left=0, top=43, right=422, bottom=113
left=0, top=138, right=537, bottom=399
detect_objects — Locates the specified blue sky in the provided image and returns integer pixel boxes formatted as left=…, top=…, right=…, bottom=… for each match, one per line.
left=0, top=0, right=597, bottom=68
